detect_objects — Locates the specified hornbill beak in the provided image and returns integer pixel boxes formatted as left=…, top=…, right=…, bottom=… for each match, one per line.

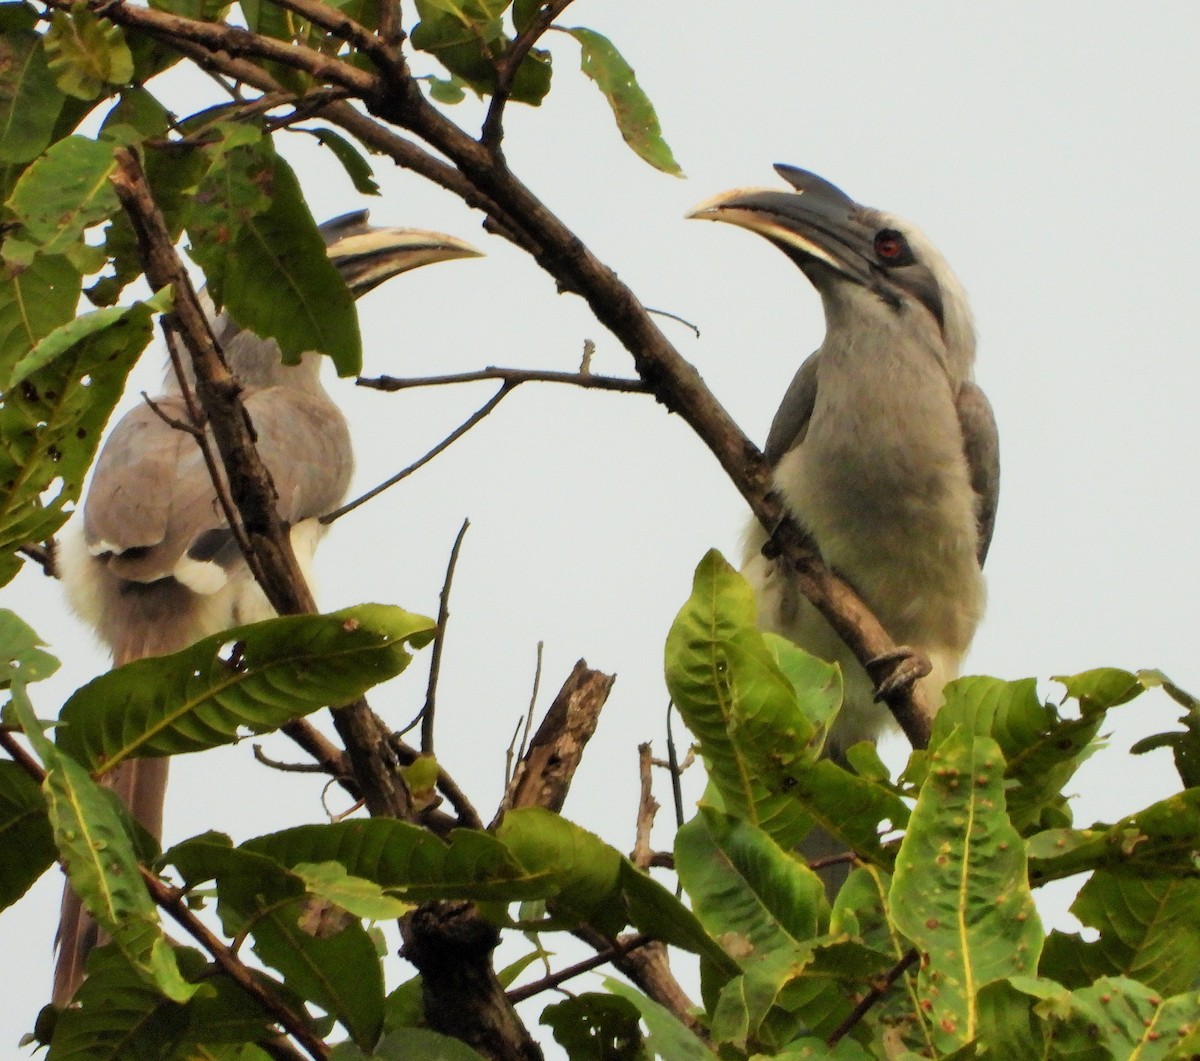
left=321, top=210, right=483, bottom=297
left=686, top=164, right=879, bottom=291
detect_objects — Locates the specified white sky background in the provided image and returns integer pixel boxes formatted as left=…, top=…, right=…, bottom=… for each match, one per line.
left=5, top=1, right=1200, bottom=1051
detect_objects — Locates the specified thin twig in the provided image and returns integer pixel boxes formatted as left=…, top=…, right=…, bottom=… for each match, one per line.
left=141, top=391, right=202, bottom=437
left=520, top=641, right=544, bottom=763
left=826, top=948, right=920, bottom=1047
left=422, top=518, right=470, bottom=756
left=252, top=744, right=335, bottom=774
left=482, top=0, right=577, bottom=148
left=357, top=366, right=648, bottom=394
left=321, top=383, right=516, bottom=524
left=644, top=306, right=701, bottom=338
left=506, top=933, right=652, bottom=1004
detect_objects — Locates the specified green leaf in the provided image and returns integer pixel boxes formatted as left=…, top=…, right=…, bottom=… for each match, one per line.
left=1053, top=666, right=1145, bottom=709
left=292, top=861, right=414, bottom=920
left=1028, top=788, right=1200, bottom=884
left=6, top=135, right=119, bottom=252
left=0, top=29, right=65, bottom=163
left=564, top=28, right=681, bottom=176
left=890, top=726, right=1043, bottom=1052
left=1133, top=669, right=1200, bottom=788
left=240, top=818, right=549, bottom=903
left=1040, top=870, right=1200, bottom=996
left=168, top=833, right=383, bottom=1045
left=933, top=676, right=1106, bottom=832
left=542, top=993, right=647, bottom=1060
left=426, top=73, right=467, bottom=104
left=676, top=807, right=827, bottom=965
left=303, top=127, right=380, bottom=195
left=980, top=975, right=1200, bottom=1059
left=188, top=145, right=363, bottom=373
left=10, top=681, right=196, bottom=1003
left=666, top=552, right=906, bottom=866
left=496, top=805, right=625, bottom=935
left=411, top=0, right=552, bottom=105
left=0, top=759, right=55, bottom=910
left=44, top=6, right=133, bottom=101
left=665, top=550, right=818, bottom=848
left=57, top=604, right=435, bottom=770
left=0, top=294, right=153, bottom=587
left=0, top=607, right=60, bottom=686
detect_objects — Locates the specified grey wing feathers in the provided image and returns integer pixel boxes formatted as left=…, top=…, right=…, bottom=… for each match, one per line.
left=763, top=350, right=820, bottom=464
left=84, top=398, right=219, bottom=582
left=956, top=381, right=1000, bottom=566
left=84, top=387, right=351, bottom=586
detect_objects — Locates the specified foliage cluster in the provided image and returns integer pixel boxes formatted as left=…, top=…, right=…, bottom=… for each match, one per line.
left=1, top=1, right=1199, bottom=1059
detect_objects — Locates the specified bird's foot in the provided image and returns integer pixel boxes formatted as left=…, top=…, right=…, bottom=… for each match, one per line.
left=867, top=646, right=932, bottom=703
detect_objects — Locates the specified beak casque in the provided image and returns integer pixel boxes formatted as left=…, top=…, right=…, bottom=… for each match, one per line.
left=321, top=211, right=483, bottom=297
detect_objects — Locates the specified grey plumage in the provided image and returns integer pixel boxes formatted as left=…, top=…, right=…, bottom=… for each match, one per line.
left=690, top=166, right=998, bottom=880
left=53, top=213, right=480, bottom=1004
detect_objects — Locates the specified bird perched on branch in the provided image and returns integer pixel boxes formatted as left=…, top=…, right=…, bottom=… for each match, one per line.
left=689, top=165, right=998, bottom=760
left=53, top=211, right=480, bottom=1005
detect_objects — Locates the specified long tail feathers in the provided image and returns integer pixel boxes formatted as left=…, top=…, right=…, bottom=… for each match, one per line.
left=52, top=757, right=169, bottom=1007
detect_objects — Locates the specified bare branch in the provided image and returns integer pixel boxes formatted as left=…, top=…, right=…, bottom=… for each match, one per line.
left=262, top=0, right=391, bottom=68
left=496, top=659, right=613, bottom=821
left=357, top=366, right=649, bottom=394
left=252, top=744, right=336, bottom=774
left=630, top=742, right=658, bottom=871
left=322, top=383, right=516, bottom=524
left=422, top=517, right=470, bottom=755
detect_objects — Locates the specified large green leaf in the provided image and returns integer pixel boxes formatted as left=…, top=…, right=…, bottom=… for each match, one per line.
left=11, top=681, right=195, bottom=1003
left=0, top=606, right=60, bottom=686
left=665, top=550, right=818, bottom=848
left=676, top=807, right=826, bottom=963
left=0, top=295, right=154, bottom=586
left=0, top=759, right=54, bottom=910
left=0, top=28, right=65, bottom=163
left=6, top=135, right=119, bottom=253
left=666, top=552, right=906, bottom=866
left=168, top=832, right=383, bottom=1046
left=242, top=818, right=552, bottom=903
left=57, top=604, right=435, bottom=771
left=0, top=253, right=82, bottom=385
left=564, top=28, right=681, bottom=176
left=890, top=726, right=1043, bottom=1053
left=188, top=140, right=362, bottom=374
left=1040, top=870, right=1200, bottom=996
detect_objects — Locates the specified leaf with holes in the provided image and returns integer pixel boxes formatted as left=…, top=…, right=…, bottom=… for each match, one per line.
left=44, top=7, right=133, bottom=101
left=564, top=28, right=681, bottom=176
left=7, top=135, right=119, bottom=253
left=56, top=604, right=435, bottom=771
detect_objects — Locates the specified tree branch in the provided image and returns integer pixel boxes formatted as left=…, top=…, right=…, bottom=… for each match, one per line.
left=357, top=366, right=648, bottom=394
left=421, top=517, right=469, bottom=756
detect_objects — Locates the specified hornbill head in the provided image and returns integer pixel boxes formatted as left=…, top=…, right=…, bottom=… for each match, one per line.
left=687, top=165, right=974, bottom=367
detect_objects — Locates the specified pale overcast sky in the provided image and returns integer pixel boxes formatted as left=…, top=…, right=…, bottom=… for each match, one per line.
left=5, top=2, right=1200, bottom=1051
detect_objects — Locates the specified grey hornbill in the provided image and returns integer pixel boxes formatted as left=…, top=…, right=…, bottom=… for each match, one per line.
left=689, top=166, right=998, bottom=862
left=53, top=211, right=480, bottom=1004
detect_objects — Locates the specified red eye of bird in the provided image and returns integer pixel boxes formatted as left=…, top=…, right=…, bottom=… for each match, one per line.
left=874, top=231, right=905, bottom=261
